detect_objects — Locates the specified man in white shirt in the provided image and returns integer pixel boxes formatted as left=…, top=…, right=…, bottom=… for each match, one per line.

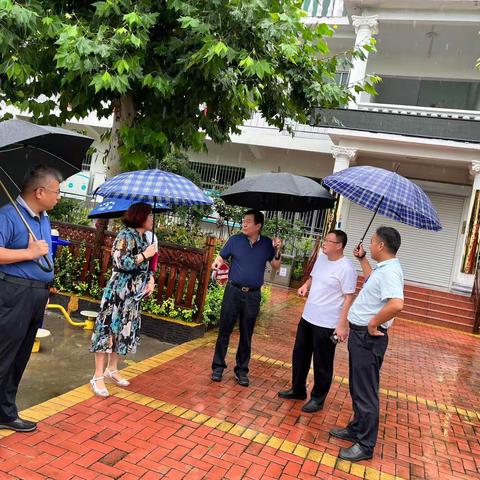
left=278, top=230, right=357, bottom=413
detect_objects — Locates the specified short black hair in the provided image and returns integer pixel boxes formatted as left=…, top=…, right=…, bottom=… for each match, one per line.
left=244, top=209, right=264, bottom=228
left=376, top=226, right=401, bottom=254
left=22, top=165, right=63, bottom=192
left=329, top=229, right=348, bottom=248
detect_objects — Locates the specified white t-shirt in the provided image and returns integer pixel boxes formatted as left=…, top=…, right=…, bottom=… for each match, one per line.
left=302, top=253, right=358, bottom=329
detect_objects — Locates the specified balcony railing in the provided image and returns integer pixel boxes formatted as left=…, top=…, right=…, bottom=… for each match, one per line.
left=302, top=0, right=346, bottom=18
left=358, top=102, right=480, bottom=121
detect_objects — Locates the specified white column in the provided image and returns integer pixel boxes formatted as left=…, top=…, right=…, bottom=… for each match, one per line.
left=330, top=146, right=357, bottom=229
left=348, top=15, right=379, bottom=108
left=331, top=146, right=357, bottom=173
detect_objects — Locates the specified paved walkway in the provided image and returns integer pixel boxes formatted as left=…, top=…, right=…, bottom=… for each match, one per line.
left=0, top=287, right=479, bottom=480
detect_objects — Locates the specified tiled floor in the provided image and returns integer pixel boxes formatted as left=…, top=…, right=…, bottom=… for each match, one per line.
left=0, top=286, right=479, bottom=479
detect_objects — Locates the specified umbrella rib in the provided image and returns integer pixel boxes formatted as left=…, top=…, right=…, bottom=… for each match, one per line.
left=0, top=145, right=26, bottom=154
left=0, top=165, right=21, bottom=193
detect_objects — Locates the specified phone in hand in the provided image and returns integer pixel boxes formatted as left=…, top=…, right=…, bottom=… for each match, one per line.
left=329, top=333, right=339, bottom=344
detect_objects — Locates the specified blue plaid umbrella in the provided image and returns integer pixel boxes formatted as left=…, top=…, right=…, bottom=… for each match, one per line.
left=94, top=169, right=213, bottom=207
left=323, top=166, right=442, bottom=240
left=88, top=197, right=170, bottom=219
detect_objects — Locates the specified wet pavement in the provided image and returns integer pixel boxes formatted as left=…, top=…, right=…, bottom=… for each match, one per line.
left=17, top=311, right=175, bottom=411
left=0, top=286, right=479, bottom=479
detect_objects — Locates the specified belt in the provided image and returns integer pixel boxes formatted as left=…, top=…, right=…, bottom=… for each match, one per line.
left=349, top=322, right=387, bottom=333
left=0, top=272, right=52, bottom=289
left=113, top=267, right=144, bottom=276
left=229, top=281, right=260, bottom=292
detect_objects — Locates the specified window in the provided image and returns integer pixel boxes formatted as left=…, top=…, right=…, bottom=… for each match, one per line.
left=81, top=152, right=92, bottom=172
left=189, top=162, right=246, bottom=192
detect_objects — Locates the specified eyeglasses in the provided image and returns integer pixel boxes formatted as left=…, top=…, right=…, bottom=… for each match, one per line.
left=36, top=186, right=61, bottom=196
left=322, top=239, right=341, bottom=244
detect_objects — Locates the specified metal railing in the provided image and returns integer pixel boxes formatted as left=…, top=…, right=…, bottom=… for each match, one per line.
left=302, top=0, right=345, bottom=17
left=358, top=102, right=480, bottom=121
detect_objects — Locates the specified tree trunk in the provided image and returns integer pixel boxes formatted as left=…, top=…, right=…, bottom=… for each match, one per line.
left=90, top=94, right=136, bottom=281
left=106, top=92, right=136, bottom=178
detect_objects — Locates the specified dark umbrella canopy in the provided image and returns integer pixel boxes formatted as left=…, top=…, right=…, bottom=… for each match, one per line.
left=0, top=119, right=94, bottom=204
left=220, top=172, right=336, bottom=212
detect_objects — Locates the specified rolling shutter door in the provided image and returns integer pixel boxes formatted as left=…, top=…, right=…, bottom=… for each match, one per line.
left=343, top=192, right=465, bottom=288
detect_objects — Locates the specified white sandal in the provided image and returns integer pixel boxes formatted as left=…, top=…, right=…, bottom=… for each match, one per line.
left=90, top=376, right=109, bottom=397
left=104, top=368, right=130, bottom=387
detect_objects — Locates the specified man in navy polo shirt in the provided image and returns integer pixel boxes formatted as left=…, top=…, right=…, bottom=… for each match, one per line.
left=211, top=209, right=282, bottom=386
left=0, top=165, right=62, bottom=432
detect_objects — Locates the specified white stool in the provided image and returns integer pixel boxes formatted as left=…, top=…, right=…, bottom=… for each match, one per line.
left=32, top=328, right=51, bottom=353
left=80, top=310, right=98, bottom=331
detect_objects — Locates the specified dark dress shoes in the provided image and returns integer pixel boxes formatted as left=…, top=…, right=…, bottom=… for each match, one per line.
left=211, top=370, right=223, bottom=382
left=278, top=389, right=307, bottom=400
left=301, top=398, right=323, bottom=413
left=339, top=443, right=373, bottom=462
left=234, top=373, right=249, bottom=387
left=329, top=427, right=358, bottom=443
left=0, top=418, right=37, bottom=432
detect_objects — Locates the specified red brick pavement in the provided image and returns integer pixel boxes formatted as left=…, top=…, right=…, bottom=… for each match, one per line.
left=0, top=286, right=479, bottom=479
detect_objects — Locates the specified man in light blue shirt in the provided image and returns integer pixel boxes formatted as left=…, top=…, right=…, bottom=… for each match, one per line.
left=330, top=226, right=404, bottom=462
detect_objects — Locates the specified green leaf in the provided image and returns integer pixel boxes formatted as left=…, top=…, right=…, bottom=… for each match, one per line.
left=115, top=58, right=129, bottom=74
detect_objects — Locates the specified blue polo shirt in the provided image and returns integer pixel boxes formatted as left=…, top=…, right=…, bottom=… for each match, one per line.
left=0, top=197, right=54, bottom=282
left=220, top=234, right=275, bottom=289
left=348, top=258, right=404, bottom=329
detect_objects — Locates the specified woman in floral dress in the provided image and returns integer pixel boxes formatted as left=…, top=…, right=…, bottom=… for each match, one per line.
left=90, top=202, right=157, bottom=397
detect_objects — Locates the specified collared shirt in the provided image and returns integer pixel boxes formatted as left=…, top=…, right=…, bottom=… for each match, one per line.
left=0, top=196, right=54, bottom=281
left=220, top=233, right=275, bottom=289
left=348, top=258, right=404, bottom=329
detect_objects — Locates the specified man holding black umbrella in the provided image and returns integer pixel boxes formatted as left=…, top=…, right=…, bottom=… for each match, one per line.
left=211, top=209, right=281, bottom=387
left=0, top=165, right=62, bottom=432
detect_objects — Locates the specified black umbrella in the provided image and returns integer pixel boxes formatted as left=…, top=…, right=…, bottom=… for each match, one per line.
left=221, top=172, right=335, bottom=211
left=220, top=172, right=336, bottom=234
left=0, top=118, right=94, bottom=271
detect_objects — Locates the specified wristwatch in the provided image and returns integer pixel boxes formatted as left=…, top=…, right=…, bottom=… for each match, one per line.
left=274, top=252, right=281, bottom=260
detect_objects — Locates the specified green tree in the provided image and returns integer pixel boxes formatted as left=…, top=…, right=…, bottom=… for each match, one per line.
left=0, top=0, right=379, bottom=175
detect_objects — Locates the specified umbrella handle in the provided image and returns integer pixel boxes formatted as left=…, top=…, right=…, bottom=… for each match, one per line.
left=35, top=254, right=55, bottom=273
left=0, top=179, right=54, bottom=273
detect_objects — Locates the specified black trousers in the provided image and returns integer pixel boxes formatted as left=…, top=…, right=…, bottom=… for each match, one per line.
left=0, top=280, right=49, bottom=421
left=211, top=284, right=261, bottom=376
left=347, top=328, right=388, bottom=453
left=291, top=317, right=336, bottom=404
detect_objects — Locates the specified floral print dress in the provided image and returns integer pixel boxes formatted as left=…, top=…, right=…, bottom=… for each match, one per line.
left=90, top=227, right=151, bottom=355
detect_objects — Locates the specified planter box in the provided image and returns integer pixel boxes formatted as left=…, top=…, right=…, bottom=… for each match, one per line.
left=289, top=279, right=303, bottom=289
left=49, top=292, right=205, bottom=345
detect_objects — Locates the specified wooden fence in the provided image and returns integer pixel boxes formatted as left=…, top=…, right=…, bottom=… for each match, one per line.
left=52, top=221, right=216, bottom=321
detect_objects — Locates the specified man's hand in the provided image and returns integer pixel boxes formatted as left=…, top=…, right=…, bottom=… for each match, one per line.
left=297, top=283, right=308, bottom=297
left=27, top=234, right=49, bottom=260
left=368, top=322, right=385, bottom=336
left=272, top=237, right=282, bottom=251
left=335, top=324, right=349, bottom=342
left=353, top=243, right=366, bottom=259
